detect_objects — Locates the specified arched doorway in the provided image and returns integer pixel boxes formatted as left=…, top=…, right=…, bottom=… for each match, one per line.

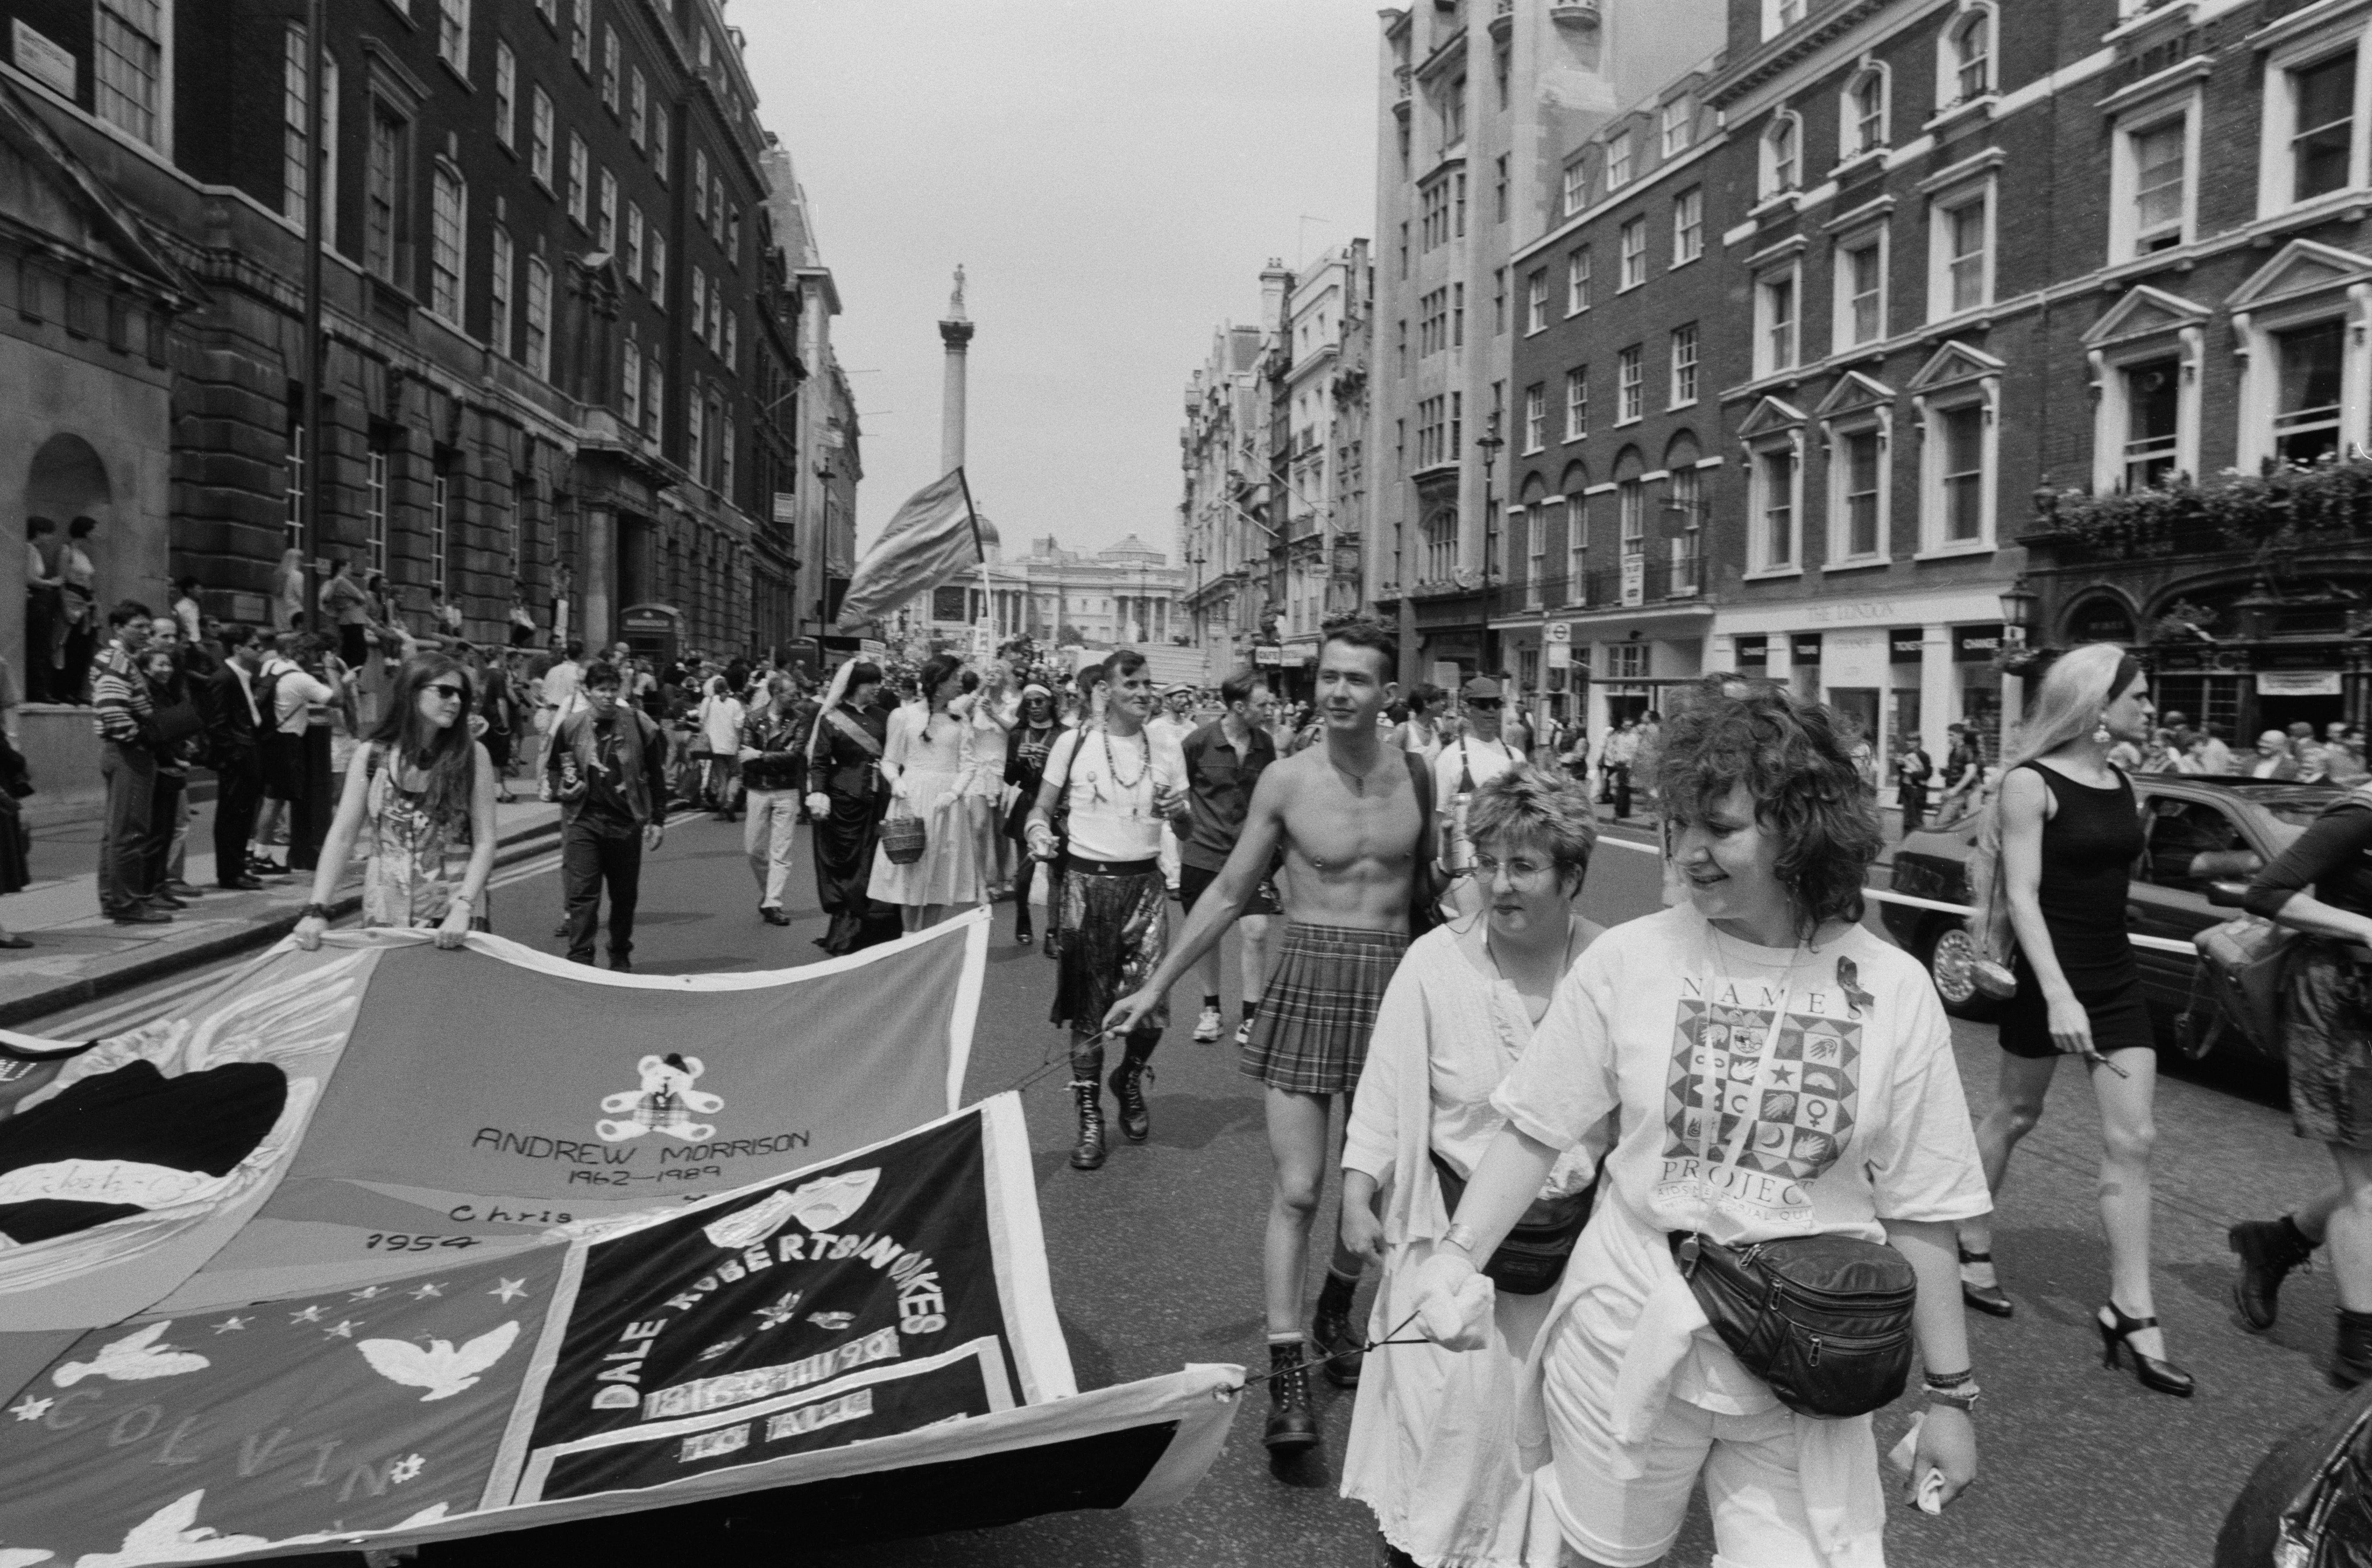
left=23, top=434, right=114, bottom=703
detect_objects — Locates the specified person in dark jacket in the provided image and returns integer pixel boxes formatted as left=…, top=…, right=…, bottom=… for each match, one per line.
left=204, top=624, right=273, bottom=889
left=544, top=661, right=669, bottom=971
left=2229, top=777, right=2372, bottom=1385
left=740, top=672, right=814, bottom=926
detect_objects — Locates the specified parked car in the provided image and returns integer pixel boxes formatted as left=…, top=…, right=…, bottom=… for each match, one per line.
left=1881, top=775, right=2336, bottom=1056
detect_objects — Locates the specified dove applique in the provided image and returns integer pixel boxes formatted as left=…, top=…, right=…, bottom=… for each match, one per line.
left=356, top=1320, right=521, bottom=1402
left=52, top=1323, right=210, bottom=1386
left=71, top=1489, right=269, bottom=1567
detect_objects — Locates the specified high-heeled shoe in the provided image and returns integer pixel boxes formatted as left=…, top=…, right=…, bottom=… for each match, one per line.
left=2096, top=1301, right=2196, bottom=1398
left=1959, top=1246, right=2013, bottom=1318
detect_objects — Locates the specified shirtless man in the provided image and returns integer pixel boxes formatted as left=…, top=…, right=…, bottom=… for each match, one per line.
left=1105, top=621, right=1429, bottom=1459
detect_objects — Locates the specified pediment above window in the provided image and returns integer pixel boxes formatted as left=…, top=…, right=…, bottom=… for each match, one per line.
left=1906, top=339, right=2004, bottom=394
left=1736, top=395, right=1807, bottom=441
left=2082, top=284, right=2210, bottom=349
left=2226, top=239, right=2372, bottom=312
left=1813, top=370, right=1896, bottom=418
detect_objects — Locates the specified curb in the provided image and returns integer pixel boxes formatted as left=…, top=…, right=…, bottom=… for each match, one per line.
left=0, top=817, right=567, bottom=1032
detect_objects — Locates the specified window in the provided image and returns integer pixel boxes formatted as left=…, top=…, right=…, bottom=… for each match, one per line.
left=1758, top=271, right=1798, bottom=374
left=643, top=359, right=662, bottom=439
left=1765, top=115, right=1800, bottom=196
left=1661, top=98, right=1692, bottom=157
left=428, top=164, right=465, bottom=319
left=649, top=234, right=667, bottom=304
left=530, top=88, right=554, bottom=186
left=2131, top=119, right=2187, bottom=251
left=1672, top=188, right=1703, bottom=265
left=629, top=68, right=647, bottom=148
left=1942, top=194, right=1989, bottom=313
left=601, top=24, right=619, bottom=110
left=1565, top=367, right=1589, bottom=440
left=1444, top=73, right=1466, bottom=145
left=1845, top=69, right=1886, bottom=156
left=1840, top=236, right=1885, bottom=345
left=1523, top=384, right=1546, bottom=453
left=691, top=268, right=707, bottom=347
left=625, top=203, right=644, bottom=284
left=1495, top=154, right=1509, bottom=223
left=2123, top=358, right=2180, bottom=488
left=1566, top=496, right=1590, bottom=593
left=1452, top=281, right=1464, bottom=347
left=282, top=25, right=311, bottom=224
left=1607, top=133, right=1633, bottom=190
left=706, top=285, right=722, bottom=353
left=1670, top=324, right=1700, bottom=406
left=1841, top=428, right=1883, bottom=556
left=686, top=387, right=705, bottom=480
left=1424, top=508, right=1457, bottom=580
left=1670, top=466, right=1703, bottom=593
left=694, top=149, right=711, bottom=223
left=1416, top=397, right=1446, bottom=468
left=723, top=311, right=736, bottom=372
left=570, top=0, right=591, bottom=71
left=1566, top=247, right=1591, bottom=315
left=1756, top=446, right=1798, bottom=568
left=567, top=134, right=589, bottom=226
left=524, top=256, right=552, bottom=379
left=429, top=470, right=449, bottom=598
left=1494, top=267, right=1507, bottom=333
left=1936, top=404, right=1985, bottom=542
left=1525, top=510, right=1546, bottom=608
left=1618, top=218, right=1646, bottom=289
left=2292, top=51, right=2357, bottom=202
left=1617, top=346, right=1643, bottom=423
left=363, top=100, right=407, bottom=284
left=1948, top=10, right=1992, bottom=104
left=1454, top=170, right=1467, bottom=236
left=439, top=0, right=470, bottom=73
left=2275, top=319, right=2346, bottom=465
left=284, top=421, right=304, bottom=551
left=488, top=225, right=513, bottom=356
left=1618, top=478, right=1646, bottom=559
left=364, top=448, right=389, bottom=577
left=596, top=168, right=617, bottom=252
left=93, top=0, right=163, bottom=147
left=1562, top=162, right=1587, bottom=217
left=1525, top=269, right=1548, bottom=334
left=622, top=336, right=642, bottom=428
left=1419, top=288, right=1446, bottom=356
left=492, top=41, right=516, bottom=149
left=651, top=100, right=668, bottom=179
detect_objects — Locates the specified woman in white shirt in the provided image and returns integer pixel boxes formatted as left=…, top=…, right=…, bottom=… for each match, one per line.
left=695, top=676, right=746, bottom=821
left=1410, top=682, right=1989, bottom=1568
left=870, top=653, right=985, bottom=930
left=958, top=655, right=1020, bottom=898
left=1340, top=768, right=1607, bottom=1568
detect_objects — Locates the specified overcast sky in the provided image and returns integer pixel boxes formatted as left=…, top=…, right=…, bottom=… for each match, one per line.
left=736, top=0, right=1380, bottom=563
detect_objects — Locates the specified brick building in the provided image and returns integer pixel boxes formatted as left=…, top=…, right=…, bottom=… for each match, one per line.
left=0, top=0, right=835, bottom=698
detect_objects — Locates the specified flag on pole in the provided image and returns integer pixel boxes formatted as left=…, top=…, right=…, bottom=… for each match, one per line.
left=836, top=468, right=982, bottom=631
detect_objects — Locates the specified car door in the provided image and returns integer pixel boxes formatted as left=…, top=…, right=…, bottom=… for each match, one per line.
left=2127, top=792, right=2245, bottom=1015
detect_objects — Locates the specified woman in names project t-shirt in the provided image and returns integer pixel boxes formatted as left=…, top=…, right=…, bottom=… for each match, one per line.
left=1408, top=684, right=1989, bottom=1568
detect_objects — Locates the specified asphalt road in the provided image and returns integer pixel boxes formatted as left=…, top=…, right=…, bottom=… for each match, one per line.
left=21, top=811, right=2354, bottom=1568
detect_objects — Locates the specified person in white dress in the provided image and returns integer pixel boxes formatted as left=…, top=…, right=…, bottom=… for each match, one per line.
left=1341, top=768, right=1608, bottom=1568
left=959, top=655, right=1019, bottom=898
left=1409, top=682, right=1988, bottom=1568
left=871, top=652, right=985, bottom=929
left=695, top=676, right=747, bottom=820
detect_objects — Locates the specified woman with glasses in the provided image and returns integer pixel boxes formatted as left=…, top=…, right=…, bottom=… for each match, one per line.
left=293, top=654, right=497, bottom=951
left=1340, top=767, right=1606, bottom=1568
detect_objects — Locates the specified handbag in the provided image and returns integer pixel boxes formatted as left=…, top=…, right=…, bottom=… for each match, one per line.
left=1669, top=1229, right=1919, bottom=1419
left=1431, top=1150, right=1592, bottom=1295
left=2192, top=914, right=2297, bottom=1060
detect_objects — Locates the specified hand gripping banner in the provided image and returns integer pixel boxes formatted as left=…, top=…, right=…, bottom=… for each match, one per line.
left=0, top=912, right=1241, bottom=1561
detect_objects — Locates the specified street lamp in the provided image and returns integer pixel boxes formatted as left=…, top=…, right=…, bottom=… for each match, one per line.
left=1474, top=411, right=1505, bottom=677
left=1998, top=576, right=2038, bottom=647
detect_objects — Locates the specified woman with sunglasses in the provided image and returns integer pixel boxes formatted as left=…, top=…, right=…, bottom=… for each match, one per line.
left=294, top=655, right=497, bottom=951
left=1002, top=683, right=1061, bottom=945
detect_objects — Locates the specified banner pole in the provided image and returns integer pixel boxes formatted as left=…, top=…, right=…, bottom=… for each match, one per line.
left=956, top=467, right=992, bottom=653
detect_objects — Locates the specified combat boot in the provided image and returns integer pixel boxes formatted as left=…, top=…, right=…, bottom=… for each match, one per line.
left=1262, top=1337, right=1319, bottom=1454
left=2230, top=1217, right=2319, bottom=1332
left=2337, top=1308, right=2372, bottom=1390
left=1068, top=1080, right=1106, bottom=1171
left=1108, top=1056, right=1152, bottom=1143
left=1310, top=1269, right=1362, bottom=1388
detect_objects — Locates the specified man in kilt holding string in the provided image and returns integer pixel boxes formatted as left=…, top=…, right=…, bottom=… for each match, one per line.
left=1104, top=621, right=1430, bottom=1461
left=1024, top=651, right=1193, bottom=1173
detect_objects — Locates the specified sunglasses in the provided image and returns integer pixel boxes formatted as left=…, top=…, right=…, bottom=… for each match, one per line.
left=425, top=682, right=468, bottom=701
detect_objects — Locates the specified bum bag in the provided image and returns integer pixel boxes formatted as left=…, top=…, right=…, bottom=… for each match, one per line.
left=1669, top=1230, right=1918, bottom=1419
left=1431, top=1150, right=1593, bottom=1296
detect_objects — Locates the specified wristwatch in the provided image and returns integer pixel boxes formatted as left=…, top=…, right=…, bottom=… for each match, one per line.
left=297, top=902, right=332, bottom=922
left=1441, top=1223, right=1481, bottom=1259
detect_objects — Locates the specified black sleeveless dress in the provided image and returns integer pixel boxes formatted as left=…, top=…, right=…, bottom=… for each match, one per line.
left=1999, top=760, right=2153, bottom=1059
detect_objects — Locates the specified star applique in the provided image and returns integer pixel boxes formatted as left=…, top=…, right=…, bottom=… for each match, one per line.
left=211, top=1316, right=250, bottom=1334
left=348, top=1286, right=384, bottom=1301
left=410, top=1283, right=445, bottom=1300
left=289, top=1305, right=325, bottom=1324
left=389, top=1453, right=426, bottom=1484
left=8, top=1395, right=52, bottom=1422
left=489, top=1278, right=529, bottom=1303
left=322, top=1319, right=360, bottom=1340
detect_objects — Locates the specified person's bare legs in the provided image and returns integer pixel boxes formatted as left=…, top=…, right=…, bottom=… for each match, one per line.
left=1956, top=1052, right=2058, bottom=1291
left=1239, top=913, right=1280, bottom=1009
left=2090, top=1046, right=2168, bottom=1360
left=1264, top=1088, right=1336, bottom=1337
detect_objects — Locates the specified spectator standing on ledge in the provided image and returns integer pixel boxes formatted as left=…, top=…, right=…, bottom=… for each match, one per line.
left=92, top=603, right=164, bottom=924
left=546, top=661, right=668, bottom=971
left=24, top=518, right=60, bottom=704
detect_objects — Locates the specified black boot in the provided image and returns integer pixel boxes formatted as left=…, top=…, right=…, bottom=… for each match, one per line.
left=2335, top=1309, right=2372, bottom=1390
left=1108, top=1055, right=1152, bottom=1143
left=1311, top=1269, right=1362, bottom=1388
left=1068, top=1080, right=1106, bottom=1171
left=1262, top=1338, right=1319, bottom=1454
left=2230, top=1216, right=2319, bottom=1333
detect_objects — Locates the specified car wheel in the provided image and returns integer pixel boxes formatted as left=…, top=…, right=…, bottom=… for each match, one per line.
left=1925, top=921, right=2006, bottom=1021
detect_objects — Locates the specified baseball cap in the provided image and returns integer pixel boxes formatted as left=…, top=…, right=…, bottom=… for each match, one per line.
left=1461, top=676, right=1504, bottom=704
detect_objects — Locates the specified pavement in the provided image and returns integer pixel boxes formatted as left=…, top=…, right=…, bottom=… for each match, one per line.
left=11, top=812, right=2327, bottom=1568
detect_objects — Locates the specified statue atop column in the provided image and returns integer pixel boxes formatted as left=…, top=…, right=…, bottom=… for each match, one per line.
left=946, top=265, right=967, bottom=322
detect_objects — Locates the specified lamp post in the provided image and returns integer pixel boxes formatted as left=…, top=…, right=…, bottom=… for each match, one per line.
left=1475, top=412, right=1505, bottom=677
left=1998, top=576, right=2037, bottom=647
